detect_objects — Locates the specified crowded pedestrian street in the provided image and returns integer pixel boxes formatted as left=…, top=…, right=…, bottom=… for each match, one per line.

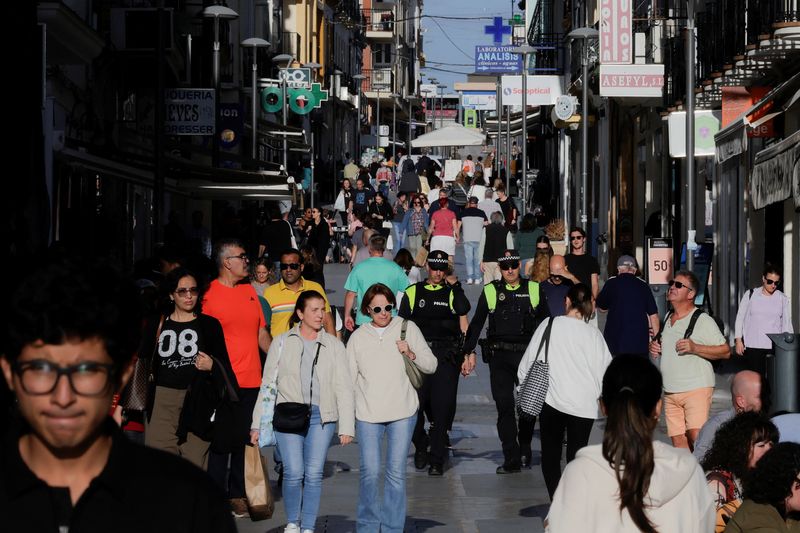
left=4, top=1, right=799, bottom=532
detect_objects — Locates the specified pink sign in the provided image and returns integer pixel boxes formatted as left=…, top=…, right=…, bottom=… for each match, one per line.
left=600, top=0, right=632, bottom=64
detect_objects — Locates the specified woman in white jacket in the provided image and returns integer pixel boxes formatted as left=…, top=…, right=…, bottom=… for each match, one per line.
left=545, top=355, right=715, bottom=533
left=250, top=290, right=354, bottom=533
left=518, top=283, right=612, bottom=499
left=347, top=283, right=437, bottom=533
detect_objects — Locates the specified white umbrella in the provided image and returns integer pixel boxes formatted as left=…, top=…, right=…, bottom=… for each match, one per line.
left=410, top=124, right=486, bottom=148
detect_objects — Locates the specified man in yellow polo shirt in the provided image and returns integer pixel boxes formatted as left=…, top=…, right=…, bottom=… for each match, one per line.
left=263, top=248, right=335, bottom=336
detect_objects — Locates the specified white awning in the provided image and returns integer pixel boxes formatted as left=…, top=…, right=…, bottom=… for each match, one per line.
left=750, top=130, right=800, bottom=210
left=410, top=124, right=486, bottom=148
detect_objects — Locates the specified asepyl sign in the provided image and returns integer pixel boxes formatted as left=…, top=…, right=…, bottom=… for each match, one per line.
left=600, top=0, right=632, bottom=64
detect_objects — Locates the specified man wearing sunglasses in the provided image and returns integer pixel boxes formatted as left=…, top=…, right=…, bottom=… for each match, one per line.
left=463, top=249, right=550, bottom=474
left=398, top=250, right=471, bottom=476
left=0, top=257, right=236, bottom=532
left=564, top=227, right=600, bottom=300
left=262, top=249, right=334, bottom=337
left=649, top=270, right=730, bottom=450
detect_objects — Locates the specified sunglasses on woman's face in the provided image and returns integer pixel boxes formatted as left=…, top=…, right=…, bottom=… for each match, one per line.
left=370, top=304, right=394, bottom=314
left=764, top=278, right=780, bottom=286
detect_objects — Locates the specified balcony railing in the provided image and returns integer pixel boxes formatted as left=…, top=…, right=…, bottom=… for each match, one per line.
left=358, top=68, right=393, bottom=93
left=361, top=8, right=395, bottom=33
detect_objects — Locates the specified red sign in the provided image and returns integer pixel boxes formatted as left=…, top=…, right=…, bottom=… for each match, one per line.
left=600, top=0, right=632, bottom=64
left=722, top=86, right=775, bottom=137
left=747, top=87, right=776, bottom=138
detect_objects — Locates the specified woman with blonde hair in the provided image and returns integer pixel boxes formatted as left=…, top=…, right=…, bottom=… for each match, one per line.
left=527, top=250, right=551, bottom=282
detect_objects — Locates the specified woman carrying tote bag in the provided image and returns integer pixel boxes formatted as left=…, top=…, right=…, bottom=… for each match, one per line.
left=250, top=290, right=354, bottom=533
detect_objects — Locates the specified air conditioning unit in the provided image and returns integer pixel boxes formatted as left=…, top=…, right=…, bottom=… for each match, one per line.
left=110, top=8, right=174, bottom=51
left=372, top=69, right=392, bottom=90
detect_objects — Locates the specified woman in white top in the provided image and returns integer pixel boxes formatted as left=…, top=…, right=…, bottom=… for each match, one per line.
left=733, top=263, right=793, bottom=376
left=545, top=356, right=715, bottom=533
left=347, top=283, right=437, bottom=533
left=518, top=283, right=612, bottom=499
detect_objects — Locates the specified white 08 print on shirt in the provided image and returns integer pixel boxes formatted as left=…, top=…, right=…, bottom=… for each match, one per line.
left=158, top=328, right=199, bottom=369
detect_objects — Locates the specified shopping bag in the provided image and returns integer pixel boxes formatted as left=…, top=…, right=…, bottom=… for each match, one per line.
left=244, top=444, right=274, bottom=521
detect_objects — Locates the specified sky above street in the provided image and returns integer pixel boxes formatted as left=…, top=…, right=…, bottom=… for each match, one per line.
left=420, top=0, right=519, bottom=93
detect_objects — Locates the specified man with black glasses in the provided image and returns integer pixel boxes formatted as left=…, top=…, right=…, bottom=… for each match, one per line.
left=463, top=249, right=550, bottom=474
left=649, top=270, right=729, bottom=450
left=0, top=256, right=235, bottom=532
left=202, top=238, right=271, bottom=518
left=262, top=248, right=335, bottom=337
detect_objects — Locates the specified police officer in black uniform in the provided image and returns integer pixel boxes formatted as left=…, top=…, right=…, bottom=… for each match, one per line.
left=399, top=250, right=471, bottom=476
left=463, top=249, right=550, bottom=473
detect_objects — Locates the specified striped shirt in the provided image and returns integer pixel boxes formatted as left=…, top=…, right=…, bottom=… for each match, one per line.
left=262, top=277, right=330, bottom=336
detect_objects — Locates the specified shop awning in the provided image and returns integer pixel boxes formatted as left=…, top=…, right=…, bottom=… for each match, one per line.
left=484, top=108, right=541, bottom=137
left=750, top=130, right=800, bottom=210
left=714, top=118, right=748, bottom=164
left=745, top=71, right=800, bottom=128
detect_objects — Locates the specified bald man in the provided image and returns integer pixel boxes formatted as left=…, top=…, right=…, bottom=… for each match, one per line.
left=540, top=255, right=574, bottom=317
left=693, top=370, right=766, bottom=460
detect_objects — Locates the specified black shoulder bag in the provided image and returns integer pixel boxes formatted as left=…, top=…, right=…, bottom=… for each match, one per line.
left=272, top=342, right=321, bottom=434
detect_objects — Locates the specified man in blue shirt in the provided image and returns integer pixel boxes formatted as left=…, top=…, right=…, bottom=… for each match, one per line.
left=343, top=234, right=409, bottom=330
left=596, top=255, right=660, bottom=358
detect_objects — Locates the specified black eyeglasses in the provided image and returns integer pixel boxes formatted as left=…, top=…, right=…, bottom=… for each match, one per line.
left=280, top=262, right=301, bottom=271
left=499, top=261, right=520, bottom=271
left=550, top=275, right=564, bottom=282
left=668, top=279, right=693, bottom=291
left=569, top=235, right=584, bottom=241
left=12, top=360, right=116, bottom=396
left=226, top=254, right=249, bottom=262
left=175, top=287, right=199, bottom=297
left=370, top=304, right=394, bottom=314
left=764, top=278, right=780, bottom=286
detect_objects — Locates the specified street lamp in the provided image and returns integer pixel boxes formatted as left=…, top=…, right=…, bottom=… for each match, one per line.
left=685, top=0, right=699, bottom=270
left=240, top=38, right=270, bottom=164
left=353, top=74, right=367, bottom=159
left=302, top=62, right=322, bottom=208
left=568, top=27, right=598, bottom=232
left=436, top=84, right=447, bottom=156
left=512, top=44, right=535, bottom=214
left=203, top=5, right=239, bottom=168
left=331, top=69, right=343, bottom=200
left=272, top=53, right=294, bottom=175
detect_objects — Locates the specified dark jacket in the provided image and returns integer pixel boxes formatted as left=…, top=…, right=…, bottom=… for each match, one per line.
left=398, top=160, right=421, bottom=193
left=724, top=499, right=800, bottom=533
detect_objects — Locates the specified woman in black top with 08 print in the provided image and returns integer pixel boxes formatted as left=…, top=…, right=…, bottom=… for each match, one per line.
left=145, top=267, right=235, bottom=470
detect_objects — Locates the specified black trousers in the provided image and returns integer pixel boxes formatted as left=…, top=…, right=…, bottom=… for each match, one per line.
left=488, top=349, right=535, bottom=466
left=412, top=349, right=461, bottom=467
left=207, top=387, right=259, bottom=499
left=742, top=347, right=771, bottom=378
left=539, top=402, right=594, bottom=499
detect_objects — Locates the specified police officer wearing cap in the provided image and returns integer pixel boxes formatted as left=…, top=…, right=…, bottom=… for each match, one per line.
left=463, top=249, right=550, bottom=473
left=398, top=250, right=471, bottom=476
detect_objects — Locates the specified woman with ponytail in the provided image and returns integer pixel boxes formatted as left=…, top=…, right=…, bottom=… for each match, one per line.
left=545, top=356, right=715, bottom=532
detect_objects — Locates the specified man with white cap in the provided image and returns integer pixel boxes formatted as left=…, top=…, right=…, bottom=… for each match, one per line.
left=596, top=255, right=660, bottom=358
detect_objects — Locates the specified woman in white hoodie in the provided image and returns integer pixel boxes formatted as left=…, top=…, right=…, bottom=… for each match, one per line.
left=545, top=355, right=716, bottom=533
left=347, top=283, right=437, bottom=533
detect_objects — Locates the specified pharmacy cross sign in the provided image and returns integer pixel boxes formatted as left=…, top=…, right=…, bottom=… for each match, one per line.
left=485, top=17, right=511, bottom=44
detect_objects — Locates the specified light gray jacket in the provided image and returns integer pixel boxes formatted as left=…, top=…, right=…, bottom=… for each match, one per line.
left=252, top=327, right=355, bottom=437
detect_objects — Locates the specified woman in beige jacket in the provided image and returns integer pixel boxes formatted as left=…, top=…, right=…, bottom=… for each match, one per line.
left=250, top=290, right=354, bottom=533
left=346, top=283, right=437, bottom=533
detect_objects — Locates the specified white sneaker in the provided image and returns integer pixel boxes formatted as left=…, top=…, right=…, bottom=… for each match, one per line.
left=466, top=279, right=473, bottom=285
left=284, top=524, right=300, bottom=533
left=301, top=530, right=314, bottom=533
left=473, top=279, right=482, bottom=285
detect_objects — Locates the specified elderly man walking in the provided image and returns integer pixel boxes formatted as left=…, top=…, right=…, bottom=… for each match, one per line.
left=202, top=239, right=272, bottom=517
left=649, top=270, right=729, bottom=450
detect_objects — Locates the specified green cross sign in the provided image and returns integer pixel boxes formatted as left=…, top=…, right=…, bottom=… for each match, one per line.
left=259, top=83, right=329, bottom=116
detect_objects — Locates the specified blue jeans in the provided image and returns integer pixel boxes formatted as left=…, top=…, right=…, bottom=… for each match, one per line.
left=274, top=406, right=335, bottom=531
left=464, top=241, right=480, bottom=280
left=356, top=413, right=416, bottom=533
left=392, top=222, right=405, bottom=250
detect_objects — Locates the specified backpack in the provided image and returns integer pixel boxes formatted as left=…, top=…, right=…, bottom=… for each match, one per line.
left=654, top=308, right=725, bottom=343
